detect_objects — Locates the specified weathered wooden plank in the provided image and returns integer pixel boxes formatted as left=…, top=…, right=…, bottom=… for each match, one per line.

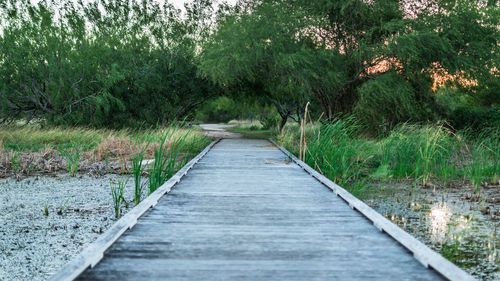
left=49, top=138, right=473, bottom=281
left=73, top=139, right=452, bottom=281
left=269, top=139, right=475, bottom=281
left=48, top=139, right=221, bottom=281
left=79, top=258, right=440, bottom=281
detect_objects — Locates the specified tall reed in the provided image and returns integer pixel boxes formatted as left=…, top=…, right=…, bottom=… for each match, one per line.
left=303, top=116, right=365, bottom=186
left=278, top=117, right=497, bottom=198
left=416, top=126, right=448, bottom=187
left=111, top=176, right=129, bottom=218
left=478, top=129, right=500, bottom=184
left=380, top=125, right=456, bottom=185
left=461, top=128, right=500, bottom=195
left=148, top=123, right=190, bottom=194
left=130, top=132, right=152, bottom=205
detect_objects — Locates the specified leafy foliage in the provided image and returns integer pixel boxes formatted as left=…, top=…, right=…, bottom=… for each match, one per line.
left=200, top=0, right=499, bottom=132
left=0, top=0, right=218, bottom=127
left=355, top=72, right=432, bottom=134
left=450, top=106, right=500, bottom=133
left=200, top=1, right=316, bottom=130
left=0, top=0, right=498, bottom=134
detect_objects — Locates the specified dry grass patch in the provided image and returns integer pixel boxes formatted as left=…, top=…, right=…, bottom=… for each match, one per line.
left=0, top=124, right=211, bottom=177
left=94, top=137, right=133, bottom=161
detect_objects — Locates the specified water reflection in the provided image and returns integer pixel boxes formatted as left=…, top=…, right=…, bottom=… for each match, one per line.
left=422, top=202, right=474, bottom=245
left=428, top=203, right=452, bottom=243
left=372, top=189, right=500, bottom=280
left=488, top=231, right=498, bottom=264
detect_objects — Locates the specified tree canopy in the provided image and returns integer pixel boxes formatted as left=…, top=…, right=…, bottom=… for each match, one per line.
left=0, top=0, right=498, bottom=132
left=0, top=0, right=219, bottom=127
left=199, top=0, right=499, bottom=132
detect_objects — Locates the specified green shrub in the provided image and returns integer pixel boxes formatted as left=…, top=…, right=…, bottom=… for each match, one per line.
left=449, top=106, right=500, bottom=134
left=355, top=72, right=433, bottom=135
left=0, top=1, right=216, bottom=128
left=196, top=97, right=242, bottom=123
left=260, top=112, right=281, bottom=130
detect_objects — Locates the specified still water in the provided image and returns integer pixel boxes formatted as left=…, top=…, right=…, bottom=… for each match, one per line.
left=365, top=184, right=500, bottom=280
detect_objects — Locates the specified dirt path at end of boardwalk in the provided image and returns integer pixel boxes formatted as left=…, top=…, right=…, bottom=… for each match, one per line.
left=199, top=124, right=243, bottom=138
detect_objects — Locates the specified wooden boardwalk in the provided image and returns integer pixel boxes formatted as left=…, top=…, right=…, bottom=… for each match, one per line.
left=54, top=139, right=473, bottom=280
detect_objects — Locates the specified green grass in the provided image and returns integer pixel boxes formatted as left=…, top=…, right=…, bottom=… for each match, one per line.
left=0, top=124, right=210, bottom=180
left=0, top=123, right=211, bottom=218
left=0, top=124, right=210, bottom=155
left=378, top=125, right=458, bottom=186
left=130, top=132, right=152, bottom=205
left=227, top=127, right=273, bottom=139
left=58, top=144, right=81, bottom=177
left=0, top=126, right=120, bottom=151
left=43, top=199, right=49, bottom=217
left=148, top=123, right=188, bottom=194
left=276, top=118, right=499, bottom=197
left=124, top=124, right=211, bottom=204
left=226, top=121, right=273, bottom=139
left=111, top=176, right=129, bottom=218
left=461, top=129, right=500, bottom=195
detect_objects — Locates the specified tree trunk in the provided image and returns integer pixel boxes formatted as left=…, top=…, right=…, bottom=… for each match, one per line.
left=278, top=113, right=288, bottom=132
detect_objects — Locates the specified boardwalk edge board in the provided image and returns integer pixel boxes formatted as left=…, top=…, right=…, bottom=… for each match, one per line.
left=269, top=139, right=475, bottom=281
left=49, top=138, right=221, bottom=281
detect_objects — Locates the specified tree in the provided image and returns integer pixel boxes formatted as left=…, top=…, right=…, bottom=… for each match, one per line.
left=201, top=0, right=499, bottom=132
left=299, top=0, right=499, bottom=129
left=0, top=0, right=219, bottom=127
left=200, top=0, right=316, bottom=131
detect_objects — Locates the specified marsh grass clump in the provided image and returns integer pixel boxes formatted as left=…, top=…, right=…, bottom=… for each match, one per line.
left=0, top=126, right=102, bottom=151
left=130, top=132, right=152, bottom=205
left=94, top=132, right=134, bottom=161
left=148, top=124, right=189, bottom=194
left=10, top=151, right=21, bottom=173
left=302, top=116, right=367, bottom=186
left=461, top=129, right=500, bottom=196
left=59, top=144, right=81, bottom=177
left=380, top=125, right=458, bottom=186
left=111, top=176, right=129, bottom=218
left=278, top=117, right=499, bottom=197
left=155, top=125, right=211, bottom=155
left=0, top=124, right=209, bottom=178
left=43, top=200, right=49, bottom=217
left=57, top=197, right=71, bottom=215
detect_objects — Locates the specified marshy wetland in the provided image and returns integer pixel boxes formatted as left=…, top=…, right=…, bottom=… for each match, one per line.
left=276, top=120, right=500, bottom=280
left=1, top=121, right=499, bottom=280
left=366, top=182, right=500, bottom=280
left=0, top=124, right=210, bottom=280
left=1, top=0, right=498, bottom=279
left=0, top=174, right=137, bottom=280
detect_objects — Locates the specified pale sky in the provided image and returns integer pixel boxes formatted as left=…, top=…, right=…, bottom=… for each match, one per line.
left=26, top=0, right=239, bottom=11
left=169, top=0, right=238, bottom=11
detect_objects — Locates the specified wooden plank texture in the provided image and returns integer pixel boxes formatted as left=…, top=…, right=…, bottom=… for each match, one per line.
left=269, top=139, right=474, bottom=281
left=49, top=139, right=220, bottom=281
left=66, top=139, right=470, bottom=280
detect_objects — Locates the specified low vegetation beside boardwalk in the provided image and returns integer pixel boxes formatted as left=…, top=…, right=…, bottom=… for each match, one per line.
left=277, top=119, right=499, bottom=196
left=0, top=124, right=210, bottom=178
left=229, top=117, right=500, bottom=279
left=273, top=118, right=499, bottom=279
left=226, top=120, right=273, bottom=139
left=0, top=123, right=212, bottom=281
left=1, top=0, right=498, bottom=279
